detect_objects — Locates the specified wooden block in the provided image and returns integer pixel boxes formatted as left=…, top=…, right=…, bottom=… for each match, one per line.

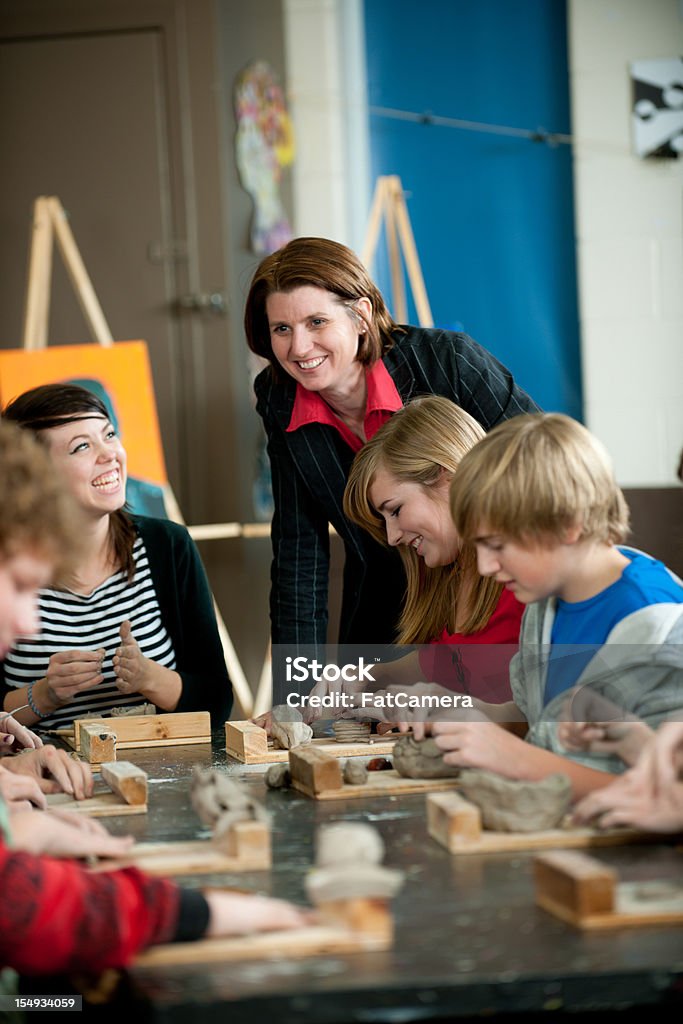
left=100, top=762, right=148, bottom=806
left=534, top=850, right=616, bottom=921
left=79, top=723, right=117, bottom=763
left=534, top=850, right=683, bottom=929
left=427, top=791, right=481, bottom=850
left=225, top=721, right=269, bottom=761
left=46, top=790, right=146, bottom=817
left=213, top=819, right=271, bottom=869
left=289, top=747, right=343, bottom=796
left=74, top=711, right=210, bottom=750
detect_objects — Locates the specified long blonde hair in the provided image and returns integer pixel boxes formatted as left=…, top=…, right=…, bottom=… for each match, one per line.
left=343, top=396, right=503, bottom=643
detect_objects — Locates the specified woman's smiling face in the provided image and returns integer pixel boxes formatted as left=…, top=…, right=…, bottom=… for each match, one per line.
left=267, top=286, right=370, bottom=395
left=42, top=416, right=127, bottom=519
left=368, top=467, right=460, bottom=568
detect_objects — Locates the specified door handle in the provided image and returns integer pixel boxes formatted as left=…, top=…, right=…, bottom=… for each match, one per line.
left=176, top=291, right=228, bottom=315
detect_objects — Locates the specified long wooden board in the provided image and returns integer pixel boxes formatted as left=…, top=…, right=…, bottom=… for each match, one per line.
left=63, top=711, right=211, bottom=763
left=225, top=720, right=398, bottom=765
left=135, top=920, right=389, bottom=967
left=292, top=771, right=462, bottom=801
left=288, top=748, right=461, bottom=801
left=45, top=761, right=148, bottom=816
left=91, top=821, right=271, bottom=875
left=46, top=789, right=146, bottom=817
left=535, top=850, right=683, bottom=929
left=75, top=711, right=210, bottom=747
left=427, top=791, right=662, bottom=855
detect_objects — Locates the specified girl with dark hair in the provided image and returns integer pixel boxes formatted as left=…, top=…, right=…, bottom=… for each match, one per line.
left=1, top=383, right=232, bottom=730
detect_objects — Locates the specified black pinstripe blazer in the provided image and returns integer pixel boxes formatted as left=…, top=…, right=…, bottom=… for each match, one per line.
left=254, top=326, right=540, bottom=647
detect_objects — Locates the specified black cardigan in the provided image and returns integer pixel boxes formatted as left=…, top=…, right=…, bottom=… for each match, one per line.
left=133, top=515, right=233, bottom=727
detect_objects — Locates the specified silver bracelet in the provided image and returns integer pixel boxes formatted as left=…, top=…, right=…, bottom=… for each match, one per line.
left=26, top=684, right=50, bottom=720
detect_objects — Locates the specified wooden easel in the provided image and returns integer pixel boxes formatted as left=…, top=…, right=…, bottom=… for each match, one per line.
left=362, top=175, right=433, bottom=328
left=19, top=195, right=256, bottom=716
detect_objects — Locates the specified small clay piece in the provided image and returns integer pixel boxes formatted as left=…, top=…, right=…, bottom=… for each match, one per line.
left=270, top=704, right=313, bottom=750
left=457, top=770, right=572, bottom=832
left=366, top=757, right=392, bottom=771
left=265, top=763, right=291, bottom=789
left=332, top=720, right=371, bottom=743
left=190, top=766, right=269, bottom=837
left=393, top=735, right=460, bottom=779
left=305, top=823, right=403, bottom=904
left=317, top=822, right=384, bottom=866
left=343, top=760, right=368, bottom=785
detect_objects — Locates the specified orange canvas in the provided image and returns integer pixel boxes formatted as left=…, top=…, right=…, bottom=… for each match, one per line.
left=0, top=341, right=167, bottom=485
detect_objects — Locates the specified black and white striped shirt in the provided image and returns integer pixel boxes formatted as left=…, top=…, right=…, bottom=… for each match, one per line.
left=3, top=536, right=176, bottom=729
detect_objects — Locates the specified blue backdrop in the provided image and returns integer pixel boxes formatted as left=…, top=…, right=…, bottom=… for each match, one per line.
left=363, top=0, right=582, bottom=417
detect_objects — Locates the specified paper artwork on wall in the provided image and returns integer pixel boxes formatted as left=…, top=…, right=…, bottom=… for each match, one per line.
left=234, top=60, right=295, bottom=254
left=631, top=57, right=683, bottom=157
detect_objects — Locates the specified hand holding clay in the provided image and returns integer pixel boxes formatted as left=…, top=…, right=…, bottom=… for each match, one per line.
left=557, top=719, right=653, bottom=767
left=573, top=767, right=683, bottom=833
left=41, top=648, right=106, bottom=707
left=573, top=721, right=683, bottom=832
left=558, top=686, right=652, bottom=766
left=270, top=705, right=313, bottom=748
left=431, top=716, right=527, bottom=775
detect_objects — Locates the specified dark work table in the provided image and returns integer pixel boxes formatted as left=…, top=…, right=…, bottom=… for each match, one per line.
left=65, top=738, right=683, bottom=1021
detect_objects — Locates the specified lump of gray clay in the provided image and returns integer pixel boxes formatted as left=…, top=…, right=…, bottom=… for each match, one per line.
left=190, top=766, right=269, bottom=835
left=343, top=760, right=368, bottom=785
left=270, top=704, right=313, bottom=750
left=306, top=863, right=404, bottom=903
left=317, top=822, right=384, bottom=867
left=393, top=735, right=460, bottom=779
left=457, top=770, right=572, bottom=832
left=265, top=763, right=291, bottom=789
left=306, top=823, right=404, bottom=904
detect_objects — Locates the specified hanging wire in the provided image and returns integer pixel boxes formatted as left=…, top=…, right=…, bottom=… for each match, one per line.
left=369, top=105, right=573, bottom=146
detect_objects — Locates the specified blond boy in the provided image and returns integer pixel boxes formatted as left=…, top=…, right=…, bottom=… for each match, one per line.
left=424, top=413, right=683, bottom=800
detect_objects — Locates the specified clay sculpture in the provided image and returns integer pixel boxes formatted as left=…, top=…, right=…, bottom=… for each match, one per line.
left=458, top=770, right=572, bottom=832
left=393, top=735, right=460, bottom=779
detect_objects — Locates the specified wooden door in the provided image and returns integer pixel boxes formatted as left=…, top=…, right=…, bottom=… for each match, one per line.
left=0, top=0, right=236, bottom=526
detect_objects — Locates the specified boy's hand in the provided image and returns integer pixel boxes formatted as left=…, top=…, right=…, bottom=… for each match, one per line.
left=573, top=768, right=683, bottom=833
left=557, top=719, right=654, bottom=767
left=431, top=717, right=525, bottom=775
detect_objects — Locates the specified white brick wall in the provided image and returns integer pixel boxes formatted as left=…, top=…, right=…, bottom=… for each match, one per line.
left=569, top=0, right=683, bottom=485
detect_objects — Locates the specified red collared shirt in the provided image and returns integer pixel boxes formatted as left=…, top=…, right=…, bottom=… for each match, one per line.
left=286, top=359, right=402, bottom=451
